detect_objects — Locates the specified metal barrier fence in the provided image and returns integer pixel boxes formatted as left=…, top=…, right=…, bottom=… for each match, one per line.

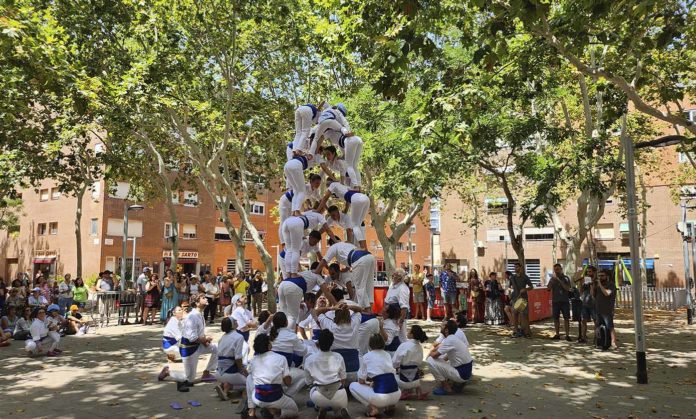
left=89, top=291, right=138, bottom=327
left=616, top=286, right=689, bottom=311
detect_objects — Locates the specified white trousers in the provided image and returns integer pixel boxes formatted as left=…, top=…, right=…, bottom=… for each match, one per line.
left=25, top=335, right=58, bottom=354
left=216, top=371, right=247, bottom=388
left=426, top=357, right=467, bottom=384
left=343, top=135, right=363, bottom=187
left=175, top=343, right=218, bottom=382
left=278, top=195, right=292, bottom=245
left=349, top=194, right=370, bottom=242
left=309, top=387, right=348, bottom=410
left=314, top=118, right=343, bottom=153
left=293, top=105, right=314, bottom=152
left=281, top=217, right=305, bottom=275
left=277, top=280, right=303, bottom=330
left=163, top=343, right=181, bottom=360
left=283, top=159, right=306, bottom=213
left=247, top=375, right=299, bottom=418
left=396, top=377, right=421, bottom=390
left=349, top=382, right=401, bottom=409
left=285, top=367, right=306, bottom=397
left=352, top=255, right=376, bottom=308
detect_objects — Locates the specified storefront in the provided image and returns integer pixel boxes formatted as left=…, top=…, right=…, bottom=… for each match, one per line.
left=163, top=250, right=200, bottom=275
left=33, top=250, right=58, bottom=279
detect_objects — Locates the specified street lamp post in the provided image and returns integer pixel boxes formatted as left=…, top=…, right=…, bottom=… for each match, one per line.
left=121, top=203, right=144, bottom=290
left=131, top=236, right=137, bottom=285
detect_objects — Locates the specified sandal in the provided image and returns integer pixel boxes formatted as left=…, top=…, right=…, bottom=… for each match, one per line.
left=432, top=387, right=452, bottom=396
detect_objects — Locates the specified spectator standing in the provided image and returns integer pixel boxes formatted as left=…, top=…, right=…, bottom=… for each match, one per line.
left=219, top=274, right=232, bottom=313
left=484, top=272, right=505, bottom=325
left=439, top=264, right=458, bottom=320
left=160, top=275, right=179, bottom=323
left=177, top=274, right=189, bottom=305
left=510, top=263, right=533, bottom=338
left=573, top=266, right=596, bottom=343
left=468, top=269, right=484, bottom=323
left=57, top=274, right=74, bottom=314
left=135, top=267, right=151, bottom=323
left=411, top=264, right=425, bottom=320
left=72, top=278, right=88, bottom=309
left=250, top=272, right=264, bottom=316
left=548, top=263, right=572, bottom=341
left=143, top=273, right=161, bottom=325
left=203, top=274, right=220, bottom=325
left=424, top=274, right=436, bottom=322
left=593, top=269, right=617, bottom=348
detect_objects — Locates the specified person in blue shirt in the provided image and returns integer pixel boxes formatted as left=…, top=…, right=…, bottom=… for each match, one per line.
left=439, top=264, right=458, bottom=320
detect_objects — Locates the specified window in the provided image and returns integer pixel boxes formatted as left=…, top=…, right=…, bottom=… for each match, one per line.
left=506, top=259, right=542, bottom=287
left=108, top=182, right=131, bottom=199
left=594, top=223, right=615, bottom=240
left=106, top=218, right=143, bottom=237
left=183, top=191, right=198, bottom=207
left=215, top=226, right=231, bottom=241
left=226, top=259, right=252, bottom=274
left=409, top=244, right=417, bottom=252
left=39, top=189, right=49, bottom=202
left=164, top=222, right=173, bottom=238
left=91, top=181, right=101, bottom=200
left=486, top=228, right=512, bottom=242
left=409, top=224, right=416, bottom=233
left=171, top=191, right=180, bottom=205
left=250, top=201, right=265, bottom=215
left=49, top=222, right=58, bottom=235
left=50, top=188, right=61, bottom=200
left=37, top=223, right=47, bottom=236
left=243, top=230, right=265, bottom=242
left=182, top=224, right=197, bottom=239
left=485, top=197, right=510, bottom=214
left=90, top=218, right=99, bottom=236
left=396, top=242, right=405, bottom=251
left=524, top=227, right=555, bottom=241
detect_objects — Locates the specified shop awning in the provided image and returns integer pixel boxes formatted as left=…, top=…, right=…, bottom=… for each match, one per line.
left=163, top=258, right=197, bottom=264
left=33, top=256, right=56, bottom=264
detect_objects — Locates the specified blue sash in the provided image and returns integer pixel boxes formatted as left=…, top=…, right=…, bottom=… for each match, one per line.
left=255, top=384, right=283, bottom=403
left=239, top=330, right=250, bottom=342
left=162, top=336, right=178, bottom=350
left=399, top=365, right=418, bottom=382
left=279, top=249, right=286, bottom=259
left=287, top=142, right=293, bottom=150
left=339, top=134, right=346, bottom=149
left=218, top=356, right=239, bottom=374
left=347, top=250, right=370, bottom=267
left=179, top=337, right=199, bottom=358
left=285, top=276, right=308, bottom=294
left=343, top=190, right=357, bottom=203
left=320, top=110, right=336, bottom=121
left=311, top=329, right=321, bottom=341
left=304, top=104, right=318, bottom=119
left=284, top=190, right=294, bottom=202
left=299, top=215, right=309, bottom=229
left=334, top=348, right=360, bottom=373
left=360, top=313, right=376, bottom=323
left=455, top=361, right=473, bottom=380
left=372, top=373, right=399, bottom=394
left=384, top=336, right=401, bottom=352
left=274, top=351, right=304, bottom=368
left=293, top=155, right=309, bottom=170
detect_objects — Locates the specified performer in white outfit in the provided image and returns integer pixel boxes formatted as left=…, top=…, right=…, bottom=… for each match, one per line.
left=281, top=211, right=336, bottom=278
left=434, top=312, right=470, bottom=347
left=304, top=329, right=351, bottom=419
left=314, top=303, right=363, bottom=385
left=384, top=269, right=411, bottom=343
left=318, top=180, right=370, bottom=249
left=25, top=307, right=60, bottom=356
left=161, top=306, right=184, bottom=362
left=214, top=317, right=248, bottom=401
left=278, top=231, right=323, bottom=280
left=283, top=152, right=326, bottom=215
left=278, top=173, right=322, bottom=245
left=349, top=334, right=402, bottom=417
left=393, top=325, right=429, bottom=399
left=326, top=205, right=365, bottom=246
left=246, top=334, right=299, bottom=419
left=310, top=104, right=352, bottom=155
left=314, top=242, right=376, bottom=309
left=357, top=313, right=381, bottom=356
left=328, top=262, right=355, bottom=301
left=268, top=312, right=307, bottom=397
left=293, top=102, right=325, bottom=153
left=382, top=304, right=403, bottom=356
left=319, top=130, right=364, bottom=189
left=427, top=320, right=474, bottom=395
left=321, top=145, right=352, bottom=186
left=230, top=294, right=257, bottom=343
left=278, top=268, right=333, bottom=330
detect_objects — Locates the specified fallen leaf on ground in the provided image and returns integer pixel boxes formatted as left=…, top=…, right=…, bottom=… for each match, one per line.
left=529, top=407, right=537, bottom=410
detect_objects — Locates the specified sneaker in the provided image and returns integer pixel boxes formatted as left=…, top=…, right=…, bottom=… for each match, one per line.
left=177, top=381, right=190, bottom=392
left=551, top=334, right=560, bottom=340
left=184, top=381, right=195, bottom=388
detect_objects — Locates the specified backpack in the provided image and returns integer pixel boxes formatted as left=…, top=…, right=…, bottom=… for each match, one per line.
left=595, top=317, right=611, bottom=350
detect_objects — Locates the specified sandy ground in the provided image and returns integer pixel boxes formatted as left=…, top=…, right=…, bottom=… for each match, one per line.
left=2, top=309, right=695, bottom=419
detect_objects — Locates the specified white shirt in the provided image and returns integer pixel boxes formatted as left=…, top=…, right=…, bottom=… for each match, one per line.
left=393, top=339, right=423, bottom=370
left=30, top=318, right=49, bottom=342
left=385, top=281, right=410, bottom=310
left=281, top=183, right=321, bottom=206
left=250, top=351, right=290, bottom=386
left=272, top=328, right=306, bottom=356
left=435, top=328, right=469, bottom=347
left=304, top=351, right=347, bottom=385
left=383, top=319, right=401, bottom=349
left=204, top=282, right=219, bottom=299
left=328, top=182, right=351, bottom=201
left=97, top=279, right=112, bottom=291
left=46, top=314, right=64, bottom=330
left=28, top=295, right=48, bottom=306
left=232, top=306, right=254, bottom=331
left=182, top=308, right=205, bottom=342
left=297, top=270, right=326, bottom=290
left=437, top=334, right=473, bottom=367
left=163, top=317, right=182, bottom=340
left=300, top=210, right=327, bottom=231
left=357, top=317, right=380, bottom=355
left=358, top=350, right=396, bottom=381
left=136, top=274, right=149, bottom=292
left=217, top=331, right=245, bottom=371
left=58, top=282, right=73, bottom=298
left=317, top=313, right=361, bottom=350
left=325, top=212, right=351, bottom=230
left=323, top=242, right=357, bottom=266
left=319, top=108, right=351, bottom=132
left=190, top=283, right=200, bottom=295
left=325, top=157, right=351, bottom=186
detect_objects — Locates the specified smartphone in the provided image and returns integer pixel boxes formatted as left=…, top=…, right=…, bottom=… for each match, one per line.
left=584, top=277, right=592, bottom=284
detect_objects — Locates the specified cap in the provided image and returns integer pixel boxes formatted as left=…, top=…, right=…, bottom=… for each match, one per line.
left=103, top=270, right=113, bottom=275
left=143, top=267, right=151, bottom=272
left=47, top=304, right=60, bottom=312
left=231, top=293, right=244, bottom=306
left=70, top=305, right=79, bottom=311
left=336, top=103, right=347, bottom=117
left=32, top=287, right=41, bottom=292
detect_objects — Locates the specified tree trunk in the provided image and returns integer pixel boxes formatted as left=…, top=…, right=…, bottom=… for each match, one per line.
left=74, top=186, right=86, bottom=278
left=382, top=242, right=397, bottom=275
left=639, top=170, right=648, bottom=284
left=472, top=205, right=480, bottom=271
left=166, top=196, right=179, bottom=269
left=235, top=242, right=245, bottom=274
